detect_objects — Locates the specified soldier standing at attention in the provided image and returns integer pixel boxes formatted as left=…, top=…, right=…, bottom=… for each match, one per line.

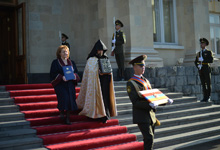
left=194, top=38, right=213, bottom=102
left=126, top=55, right=158, bottom=150
left=61, top=33, right=70, bottom=49
left=111, top=20, right=126, bottom=81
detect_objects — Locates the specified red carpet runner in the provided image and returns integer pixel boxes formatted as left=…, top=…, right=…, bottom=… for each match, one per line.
left=4, top=83, right=144, bottom=150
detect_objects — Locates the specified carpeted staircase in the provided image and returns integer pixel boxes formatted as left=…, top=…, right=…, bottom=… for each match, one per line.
left=1, top=82, right=220, bottom=150
left=0, top=83, right=143, bottom=150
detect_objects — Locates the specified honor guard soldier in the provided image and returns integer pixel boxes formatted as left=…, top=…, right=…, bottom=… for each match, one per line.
left=61, top=33, right=70, bottom=49
left=194, top=38, right=213, bottom=102
left=111, top=20, right=126, bottom=81
left=126, top=55, right=157, bottom=150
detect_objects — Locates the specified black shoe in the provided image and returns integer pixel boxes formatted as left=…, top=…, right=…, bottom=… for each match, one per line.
left=101, top=117, right=108, bottom=124
left=200, top=97, right=211, bottom=102
left=206, top=97, right=211, bottom=102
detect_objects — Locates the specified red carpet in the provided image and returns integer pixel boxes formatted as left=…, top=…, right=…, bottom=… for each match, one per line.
left=3, top=83, right=144, bottom=150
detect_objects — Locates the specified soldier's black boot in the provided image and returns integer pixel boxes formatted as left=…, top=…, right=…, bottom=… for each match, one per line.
left=200, top=92, right=208, bottom=102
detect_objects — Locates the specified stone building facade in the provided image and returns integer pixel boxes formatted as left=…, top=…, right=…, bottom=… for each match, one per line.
left=16, top=0, right=219, bottom=80
left=1, top=0, right=219, bottom=101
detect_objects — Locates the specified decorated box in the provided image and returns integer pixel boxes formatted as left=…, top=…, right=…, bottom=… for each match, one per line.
left=139, top=89, right=169, bottom=105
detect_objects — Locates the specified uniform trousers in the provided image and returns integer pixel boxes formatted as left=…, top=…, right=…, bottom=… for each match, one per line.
left=138, top=123, right=155, bottom=150
left=199, top=65, right=211, bottom=99
left=115, top=52, right=124, bottom=79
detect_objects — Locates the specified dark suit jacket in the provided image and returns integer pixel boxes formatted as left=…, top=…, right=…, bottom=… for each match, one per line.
left=126, top=78, right=156, bottom=124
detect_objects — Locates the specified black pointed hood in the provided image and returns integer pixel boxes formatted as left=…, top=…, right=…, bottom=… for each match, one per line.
left=87, top=39, right=108, bottom=60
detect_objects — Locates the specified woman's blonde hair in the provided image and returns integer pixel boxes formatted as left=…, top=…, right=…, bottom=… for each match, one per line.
left=56, top=45, right=70, bottom=59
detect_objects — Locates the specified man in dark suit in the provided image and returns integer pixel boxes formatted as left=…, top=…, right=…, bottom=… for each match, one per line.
left=126, top=55, right=159, bottom=150
left=194, top=38, right=213, bottom=102
left=111, top=20, right=126, bottom=81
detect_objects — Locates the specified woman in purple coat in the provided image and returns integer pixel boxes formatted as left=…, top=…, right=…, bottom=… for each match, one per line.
left=50, top=45, right=79, bottom=125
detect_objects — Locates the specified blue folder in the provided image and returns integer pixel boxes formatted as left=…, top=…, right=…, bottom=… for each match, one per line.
left=62, top=66, right=75, bottom=80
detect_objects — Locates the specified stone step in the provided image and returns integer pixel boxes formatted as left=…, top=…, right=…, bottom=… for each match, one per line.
left=155, top=110, right=220, bottom=128
left=115, top=91, right=183, bottom=100
left=115, top=105, right=220, bottom=126
left=0, top=112, right=25, bottom=122
left=159, top=135, right=220, bottom=150
left=124, top=111, right=220, bottom=134
left=0, top=92, right=10, bottom=98
left=116, top=101, right=211, bottom=116
left=0, top=105, right=19, bottom=113
left=26, top=147, right=48, bottom=150
left=157, top=104, right=220, bottom=120
left=113, top=85, right=167, bottom=92
left=154, top=125, right=220, bottom=149
left=171, top=96, right=197, bottom=104
left=0, top=97, right=14, bottom=105
left=116, top=96, right=198, bottom=110
left=0, top=137, right=43, bottom=150
left=115, top=96, right=197, bottom=105
left=155, top=117, right=220, bottom=138
left=156, top=101, right=212, bottom=113
left=0, top=120, right=30, bottom=131
left=0, top=86, right=5, bottom=92
left=0, top=128, right=37, bottom=141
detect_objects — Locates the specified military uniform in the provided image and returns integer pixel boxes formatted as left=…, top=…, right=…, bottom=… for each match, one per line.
left=62, top=33, right=70, bottom=49
left=126, top=55, right=156, bottom=150
left=112, top=20, right=126, bottom=80
left=194, top=38, right=213, bottom=102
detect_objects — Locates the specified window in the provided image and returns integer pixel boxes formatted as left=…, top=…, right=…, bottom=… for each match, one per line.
left=152, top=0, right=178, bottom=44
left=210, top=14, right=220, bottom=55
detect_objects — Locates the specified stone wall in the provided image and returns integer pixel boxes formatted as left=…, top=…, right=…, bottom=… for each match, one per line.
left=125, top=66, right=220, bottom=104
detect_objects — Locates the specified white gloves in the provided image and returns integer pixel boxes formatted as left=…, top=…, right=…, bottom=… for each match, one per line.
left=167, top=99, right=173, bottom=104
left=149, top=99, right=173, bottom=109
left=198, top=57, right=204, bottom=62
left=198, top=64, right=202, bottom=70
left=112, top=38, right=116, bottom=44
left=149, top=102, right=158, bottom=109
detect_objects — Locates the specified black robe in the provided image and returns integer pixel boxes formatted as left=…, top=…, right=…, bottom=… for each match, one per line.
left=50, top=58, right=78, bottom=111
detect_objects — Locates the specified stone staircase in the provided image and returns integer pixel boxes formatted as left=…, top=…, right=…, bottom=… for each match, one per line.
left=0, top=82, right=220, bottom=150
left=113, top=81, right=220, bottom=150
left=0, top=86, right=46, bottom=150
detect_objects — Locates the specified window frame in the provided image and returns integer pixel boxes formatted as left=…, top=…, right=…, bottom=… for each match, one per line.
left=209, top=13, right=220, bottom=56
left=153, top=0, right=178, bottom=45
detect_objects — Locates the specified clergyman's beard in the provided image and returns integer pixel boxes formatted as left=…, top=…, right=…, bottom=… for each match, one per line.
left=96, top=53, right=102, bottom=58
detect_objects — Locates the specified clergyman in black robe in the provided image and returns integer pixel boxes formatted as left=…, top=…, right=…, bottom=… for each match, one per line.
left=76, top=40, right=117, bottom=123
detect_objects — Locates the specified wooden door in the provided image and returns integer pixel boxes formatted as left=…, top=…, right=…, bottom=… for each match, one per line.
left=0, top=2, right=26, bottom=85
left=15, top=3, right=27, bottom=84
left=0, top=6, right=15, bottom=84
